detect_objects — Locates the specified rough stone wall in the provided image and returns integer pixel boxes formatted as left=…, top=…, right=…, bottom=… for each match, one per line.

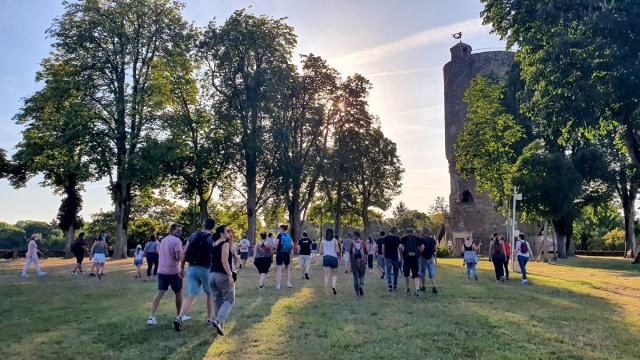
left=443, top=44, right=515, bottom=255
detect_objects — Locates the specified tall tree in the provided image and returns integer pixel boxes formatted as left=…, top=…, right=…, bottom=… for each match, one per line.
left=11, top=60, right=97, bottom=257
left=199, top=10, right=296, bottom=243
left=272, top=54, right=339, bottom=241
left=353, top=128, right=403, bottom=239
left=48, top=0, right=190, bottom=258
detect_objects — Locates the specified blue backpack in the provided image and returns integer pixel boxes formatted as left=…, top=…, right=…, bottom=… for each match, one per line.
left=279, top=233, right=292, bottom=253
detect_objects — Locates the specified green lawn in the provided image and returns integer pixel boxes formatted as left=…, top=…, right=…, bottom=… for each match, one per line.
left=1, top=255, right=640, bottom=359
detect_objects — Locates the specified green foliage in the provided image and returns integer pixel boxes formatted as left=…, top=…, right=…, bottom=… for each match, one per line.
left=0, top=222, right=26, bottom=249
left=573, top=204, right=623, bottom=251
left=601, top=229, right=625, bottom=251
left=82, top=212, right=116, bottom=244
left=436, top=243, right=452, bottom=258
left=128, top=218, right=163, bottom=249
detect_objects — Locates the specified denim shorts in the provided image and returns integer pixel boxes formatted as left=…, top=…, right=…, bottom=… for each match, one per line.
left=323, top=255, right=338, bottom=269
left=419, top=256, right=436, bottom=279
left=187, top=265, right=211, bottom=295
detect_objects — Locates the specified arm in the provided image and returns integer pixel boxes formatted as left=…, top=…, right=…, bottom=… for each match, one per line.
left=253, top=243, right=258, bottom=258
left=221, top=243, right=233, bottom=278
left=179, top=242, right=189, bottom=279
left=335, top=241, right=341, bottom=258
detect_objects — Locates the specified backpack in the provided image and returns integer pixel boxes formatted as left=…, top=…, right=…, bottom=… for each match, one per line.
left=184, top=232, right=213, bottom=266
left=520, top=241, right=528, bottom=254
left=279, top=233, right=292, bottom=253
left=404, top=236, right=418, bottom=257
left=493, top=241, right=503, bottom=254
left=353, top=242, right=363, bottom=260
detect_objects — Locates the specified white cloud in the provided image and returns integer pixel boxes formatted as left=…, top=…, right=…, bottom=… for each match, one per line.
left=334, top=18, right=487, bottom=66
left=365, top=66, right=440, bottom=79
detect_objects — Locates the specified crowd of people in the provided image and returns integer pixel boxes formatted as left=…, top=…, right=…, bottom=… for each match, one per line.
left=18, top=219, right=534, bottom=337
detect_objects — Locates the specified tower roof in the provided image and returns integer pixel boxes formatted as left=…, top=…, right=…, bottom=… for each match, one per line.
left=450, top=42, right=472, bottom=60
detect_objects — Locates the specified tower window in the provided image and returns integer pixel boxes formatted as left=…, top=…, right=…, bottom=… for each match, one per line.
left=461, top=190, right=474, bottom=204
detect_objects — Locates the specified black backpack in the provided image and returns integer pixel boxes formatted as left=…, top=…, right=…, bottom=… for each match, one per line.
left=185, top=232, right=213, bottom=266
left=404, top=236, right=419, bottom=257
left=353, top=242, right=364, bottom=260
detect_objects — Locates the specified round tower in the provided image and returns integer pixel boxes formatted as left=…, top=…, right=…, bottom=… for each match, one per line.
left=443, top=42, right=514, bottom=254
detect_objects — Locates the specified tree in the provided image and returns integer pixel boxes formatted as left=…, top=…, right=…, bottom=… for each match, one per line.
left=481, top=1, right=640, bottom=169
left=272, top=54, right=339, bottom=242
left=199, top=9, right=296, bottom=243
left=11, top=60, right=98, bottom=257
left=0, top=222, right=27, bottom=249
left=48, top=0, right=190, bottom=258
left=427, top=196, right=449, bottom=240
left=353, top=128, right=403, bottom=239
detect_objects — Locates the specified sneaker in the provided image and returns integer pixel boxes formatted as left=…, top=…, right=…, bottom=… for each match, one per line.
left=97, top=274, right=102, bottom=280
left=420, top=286, right=426, bottom=292
left=359, top=287, right=364, bottom=296
left=20, top=273, right=28, bottom=278
left=147, top=316, right=157, bottom=326
left=206, top=319, right=214, bottom=327
left=304, top=273, right=309, bottom=280
left=89, top=273, right=96, bottom=277
left=474, top=275, right=478, bottom=281
left=388, top=287, right=393, bottom=293
left=393, top=286, right=398, bottom=292
left=345, top=270, right=348, bottom=274
left=276, top=283, right=281, bottom=290
left=332, top=287, right=337, bottom=295
left=180, top=315, right=191, bottom=321
left=414, top=291, right=420, bottom=297
left=212, top=320, right=225, bottom=336
left=522, top=279, right=528, bottom=284
left=173, top=316, right=183, bottom=331
left=406, top=288, right=411, bottom=294
left=432, top=287, right=438, bottom=295
left=381, top=272, right=385, bottom=279
left=287, top=281, right=293, bottom=288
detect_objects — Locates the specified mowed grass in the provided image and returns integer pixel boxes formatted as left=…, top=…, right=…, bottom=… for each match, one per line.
left=1, top=255, right=640, bottom=360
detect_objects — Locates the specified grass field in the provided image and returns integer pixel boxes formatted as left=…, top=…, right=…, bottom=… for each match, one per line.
left=1, top=255, right=640, bottom=360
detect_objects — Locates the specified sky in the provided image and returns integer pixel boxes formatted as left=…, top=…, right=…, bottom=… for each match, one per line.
left=0, top=0, right=505, bottom=224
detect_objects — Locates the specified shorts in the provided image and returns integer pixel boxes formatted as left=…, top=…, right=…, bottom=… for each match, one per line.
left=187, top=265, right=210, bottom=295
left=93, top=253, right=106, bottom=264
left=158, top=273, right=183, bottom=293
left=240, top=251, right=249, bottom=260
left=377, top=255, right=385, bottom=268
left=254, top=257, right=272, bottom=274
left=343, top=252, right=351, bottom=263
left=75, top=254, right=84, bottom=264
left=419, top=256, right=436, bottom=279
left=299, top=255, right=311, bottom=269
left=403, top=256, right=420, bottom=279
left=276, top=252, right=291, bottom=266
left=134, top=259, right=143, bottom=267
left=323, top=255, right=338, bottom=269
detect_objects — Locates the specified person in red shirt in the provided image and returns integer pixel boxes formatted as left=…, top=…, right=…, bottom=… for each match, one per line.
left=500, top=235, right=510, bottom=280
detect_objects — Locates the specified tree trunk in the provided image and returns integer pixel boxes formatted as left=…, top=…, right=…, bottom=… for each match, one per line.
left=246, top=166, right=257, bottom=244
left=64, top=224, right=75, bottom=259
left=361, top=200, right=371, bottom=240
left=623, top=195, right=636, bottom=258
left=113, top=181, right=131, bottom=259
left=334, top=182, right=343, bottom=238
left=198, top=197, right=209, bottom=224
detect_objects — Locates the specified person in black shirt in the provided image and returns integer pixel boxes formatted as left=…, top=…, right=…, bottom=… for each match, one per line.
left=382, top=227, right=401, bottom=292
left=375, top=232, right=386, bottom=279
left=399, top=228, right=423, bottom=296
left=297, top=232, right=313, bottom=280
left=208, top=225, right=235, bottom=336
left=419, top=228, right=438, bottom=294
left=71, top=232, right=88, bottom=275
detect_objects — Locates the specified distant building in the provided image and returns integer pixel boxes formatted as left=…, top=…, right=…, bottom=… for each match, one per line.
left=443, top=42, right=515, bottom=254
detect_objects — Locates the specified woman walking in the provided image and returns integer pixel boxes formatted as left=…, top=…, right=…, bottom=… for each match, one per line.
left=516, top=233, right=533, bottom=284
left=490, top=237, right=506, bottom=282
left=500, top=235, right=510, bottom=280
left=320, top=228, right=341, bottom=295
left=144, top=235, right=159, bottom=280
left=253, top=233, right=273, bottom=289
left=462, top=238, right=480, bottom=281
left=21, top=234, right=47, bottom=277
left=209, top=225, right=235, bottom=336
left=90, top=235, right=108, bottom=279
left=350, top=231, right=367, bottom=296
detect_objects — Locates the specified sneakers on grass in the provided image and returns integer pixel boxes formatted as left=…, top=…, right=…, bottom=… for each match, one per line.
left=212, top=320, right=224, bottom=336
left=173, top=316, right=183, bottom=331
left=180, top=315, right=191, bottom=321
left=147, top=316, right=157, bottom=326
left=287, top=281, right=293, bottom=288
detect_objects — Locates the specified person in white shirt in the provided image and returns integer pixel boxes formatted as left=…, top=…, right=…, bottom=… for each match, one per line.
left=515, top=233, right=533, bottom=284
left=21, top=234, right=47, bottom=277
left=239, top=235, right=251, bottom=269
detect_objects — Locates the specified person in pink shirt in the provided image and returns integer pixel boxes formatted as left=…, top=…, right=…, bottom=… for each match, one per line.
left=21, top=234, right=47, bottom=277
left=147, top=223, right=184, bottom=326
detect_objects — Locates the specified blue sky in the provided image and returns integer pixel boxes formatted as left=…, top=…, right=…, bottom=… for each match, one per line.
left=0, top=0, right=505, bottom=224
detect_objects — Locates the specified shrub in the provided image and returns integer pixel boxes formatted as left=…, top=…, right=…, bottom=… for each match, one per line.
left=601, top=228, right=625, bottom=251
left=436, top=243, right=452, bottom=258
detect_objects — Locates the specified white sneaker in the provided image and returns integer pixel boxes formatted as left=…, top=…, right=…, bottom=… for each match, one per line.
left=287, top=281, right=293, bottom=288
left=276, top=283, right=281, bottom=290
left=522, top=279, right=528, bottom=284
left=147, top=316, right=157, bottom=326
left=37, top=272, right=47, bottom=277
left=180, top=315, right=191, bottom=321
left=20, top=273, right=28, bottom=278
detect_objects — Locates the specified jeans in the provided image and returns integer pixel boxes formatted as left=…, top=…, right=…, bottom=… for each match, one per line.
left=466, top=262, right=478, bottom=280
left=147, top=252, right=159, bottom=277
left=352, top=259, right=366, bottom=293
left=491, top=254, right=506, bottom=280
left=385, top=259, right=399, bottom=288
left=209, top=271, right=235, bottom=324
left=503, top=256, right=510, bottom=279
left=517, top=255, right=529, bottom=280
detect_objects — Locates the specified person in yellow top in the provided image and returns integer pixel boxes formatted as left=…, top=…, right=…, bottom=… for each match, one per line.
left=21, top=234, right=47, bottom=277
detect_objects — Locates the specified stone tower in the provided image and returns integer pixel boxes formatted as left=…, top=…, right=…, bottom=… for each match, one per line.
left=443, top=42, right=514, bottom=254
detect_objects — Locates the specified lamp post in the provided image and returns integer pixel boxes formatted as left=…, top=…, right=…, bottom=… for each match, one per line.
left=511, top=186, right=522, bottom=271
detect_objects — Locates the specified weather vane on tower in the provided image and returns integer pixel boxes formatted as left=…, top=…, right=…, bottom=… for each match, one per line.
left=452, top=32, right=462, bottom=41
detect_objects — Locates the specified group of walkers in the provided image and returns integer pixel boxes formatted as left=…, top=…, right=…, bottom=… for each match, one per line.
left=463, top=232, right=533, bottom=284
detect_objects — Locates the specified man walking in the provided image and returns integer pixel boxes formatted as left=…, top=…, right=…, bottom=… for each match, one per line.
left=239, top=234, right=250, bottom=269
left=275, top=224, right=293, bottom=289
left=376, top=232, right=385, bottom=279
left=419, top=228, right=438, bottom=294
left=297, top=232, right=313, bottom=280
left=382, top=228, right=401, bottom=292
left=174, top=219, right=216, bottom=331
left=71, top=232, right=88, bottom=275
left=342, top=234, right=352, bottom=274
left=399, top=229, right=422, bottom=296
left=147, top=223, right=183, bottom=326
